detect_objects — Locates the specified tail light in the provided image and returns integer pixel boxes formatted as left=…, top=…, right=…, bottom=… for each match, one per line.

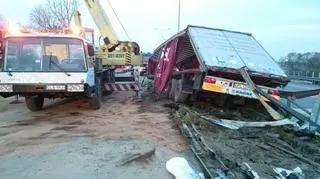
left=204, top=76, right=216, bottom=84
left=268, top=89, right=280, bottom=96
left=0, top=32, right=3, bottom=61
left=115, top=65, right=125, bottom=68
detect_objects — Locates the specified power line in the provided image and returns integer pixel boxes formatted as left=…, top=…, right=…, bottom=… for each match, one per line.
left=106, top=0, right=131, bottom=40
left=178, top=0, right=181, bottom=32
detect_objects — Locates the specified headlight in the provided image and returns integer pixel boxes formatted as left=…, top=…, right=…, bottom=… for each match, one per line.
left=46, top=85, right=66, bottom=91
left=67, top=84, right=84, bottom=92
left=0, top=84, right=13, bottom=92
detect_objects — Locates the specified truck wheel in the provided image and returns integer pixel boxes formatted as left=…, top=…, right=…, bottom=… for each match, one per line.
left=25, top=95, right=44, bottom=111
left=174, top=79, right=189, bottom=103
left=168, top=79, right=177, bottom=99
left=90, top=76, right=102, bottom=109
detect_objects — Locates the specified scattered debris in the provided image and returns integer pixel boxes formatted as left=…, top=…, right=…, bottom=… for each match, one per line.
left=240, top=162, right=260, bottom=179
left=239, top=67, right=284, bottom=120
left=172, top=101, right=320, bottom=178
left=116, top=146, right=156, bottom=166
left=267, top=142, right=320, bottom=169
left=166, top=157, right=204, bottom=179
left=200, top=116, right=297, bottom=130
left=180, top=123, right=232, bottom=178
left=240, top=67, right=320, bottom=129
left=274, top=167, right=304, bottom=179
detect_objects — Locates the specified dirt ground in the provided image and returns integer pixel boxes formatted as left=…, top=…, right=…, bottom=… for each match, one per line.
left=0, top=92, right=187, bottom=156
left=174, top=102, right=320, bottom=178
left=0, top=92, right=200, bottom=179
left=1, top=88, right=320, bottom=178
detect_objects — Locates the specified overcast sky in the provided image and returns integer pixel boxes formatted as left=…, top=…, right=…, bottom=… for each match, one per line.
left=1, top=0, right=319, bottom=59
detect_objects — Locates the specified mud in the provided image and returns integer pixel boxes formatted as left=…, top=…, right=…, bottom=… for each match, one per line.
left=0, top=92, right=198, bottom=178
left=173, top=103, right=320, bottom=178
left=2, top=86, right=319, bottom=178
left=0, top=92, right=188, bottom=157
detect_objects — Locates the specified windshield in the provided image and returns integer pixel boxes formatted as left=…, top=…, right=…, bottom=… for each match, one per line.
left=3, top=37, right=87, bottom=72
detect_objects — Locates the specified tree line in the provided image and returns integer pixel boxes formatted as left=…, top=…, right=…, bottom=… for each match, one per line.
left=279, top=52, right=320, bottom=76
left=0, top=0, right=78, bottom=31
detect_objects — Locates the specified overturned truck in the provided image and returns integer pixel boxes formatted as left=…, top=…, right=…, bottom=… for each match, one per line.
left=148, top=25, right=289, bottom=105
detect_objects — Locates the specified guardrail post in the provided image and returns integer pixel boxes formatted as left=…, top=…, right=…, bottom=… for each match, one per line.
left=287, top=97, right=292, bottom=108
left=311, top=93, right=320, bottom=126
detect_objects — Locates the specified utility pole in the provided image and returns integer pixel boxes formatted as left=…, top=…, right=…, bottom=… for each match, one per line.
left=178, top=0, right=181, bottom=32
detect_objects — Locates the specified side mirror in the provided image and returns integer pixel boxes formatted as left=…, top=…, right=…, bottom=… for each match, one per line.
left=87, top=45, right=95, bottom=57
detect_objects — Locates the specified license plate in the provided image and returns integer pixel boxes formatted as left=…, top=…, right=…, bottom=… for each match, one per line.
left=233, top=83, right=250, bottom=89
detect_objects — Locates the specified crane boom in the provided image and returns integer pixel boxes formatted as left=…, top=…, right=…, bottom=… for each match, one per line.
left=83, top=0, right=118, bottom=41
left=73, top=10, right=82, bottom=27
left=78, top=0, right=142, bottom=66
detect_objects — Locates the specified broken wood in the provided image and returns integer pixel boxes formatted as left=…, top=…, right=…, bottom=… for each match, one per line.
left=191, top=124, right=228, bottom=170
left=240, top=162, right=260, bottom=179
left=200, top=115, right=296, bottom=130
left=240, top=67, right=319, bottom=128
left=116, top=147, right=156, bottom=166
left=239, top=68, right=283, bottom=120
left=255, top=143, right=271, bottom=151
left=267, top=143, right=320, bottom=169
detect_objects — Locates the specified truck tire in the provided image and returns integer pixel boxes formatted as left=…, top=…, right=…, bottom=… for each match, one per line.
left=25, top=95, right=44, bottom=111
left=168, top=78, right=177, bottom=99
left=103, top=91, right=112, bottom=96
left=90, top=76, right=102, bottom=109
left=174, top=79, right=189, bottom=103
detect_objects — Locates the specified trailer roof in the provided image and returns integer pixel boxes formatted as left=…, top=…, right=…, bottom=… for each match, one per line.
left=153, top=25, right=286, bottom=77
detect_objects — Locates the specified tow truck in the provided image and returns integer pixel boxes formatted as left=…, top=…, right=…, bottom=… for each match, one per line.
left=0, top=0, right=142, bottom=111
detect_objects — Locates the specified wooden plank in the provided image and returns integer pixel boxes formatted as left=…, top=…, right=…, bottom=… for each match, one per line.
left=239, top=68, right=283, bottom=120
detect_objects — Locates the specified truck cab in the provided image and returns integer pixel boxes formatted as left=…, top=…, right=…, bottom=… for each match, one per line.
left=0, top=33, right=99, bottom=111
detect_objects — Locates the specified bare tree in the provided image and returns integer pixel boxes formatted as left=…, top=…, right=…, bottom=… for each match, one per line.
left=30, top=0, right=78, bottom=31
left=0, top=14, right=8, bottom=27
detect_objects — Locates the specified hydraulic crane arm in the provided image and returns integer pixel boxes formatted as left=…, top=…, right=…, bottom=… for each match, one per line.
left=83, top=0, right=118, bottom=41
left=73, top=10, right=82, bottom=28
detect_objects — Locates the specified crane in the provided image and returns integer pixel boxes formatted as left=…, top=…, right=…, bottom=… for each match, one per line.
left=76, top=0, right=142, bottom=65
left=83, top=0, right=118, bottom=42
left=0, top=0, right=142, bottom=112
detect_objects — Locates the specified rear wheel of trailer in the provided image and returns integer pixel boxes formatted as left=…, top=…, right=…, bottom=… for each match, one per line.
left=168, top=78, right=176, bottom=99
left=173, top=77, right=189, bottom=103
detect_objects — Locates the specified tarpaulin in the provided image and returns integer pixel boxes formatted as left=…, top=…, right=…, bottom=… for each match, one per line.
left=154, top=39, right=179, bottom=95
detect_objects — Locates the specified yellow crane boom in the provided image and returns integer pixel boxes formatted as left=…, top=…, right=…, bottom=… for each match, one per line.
left=83, top=0, right=118, bottom=42
left=75, top=0, right=142, bottom=65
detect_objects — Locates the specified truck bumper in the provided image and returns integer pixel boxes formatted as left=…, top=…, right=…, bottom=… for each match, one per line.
left=0, top=84, right=86, bottom=93
left=201, top=76, right=280, bottom=100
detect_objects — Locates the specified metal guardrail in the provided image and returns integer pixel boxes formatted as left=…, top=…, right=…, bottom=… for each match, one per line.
left=288, top=75, right=320, bottom=83
left=240, top=67, right=320, bottom=129
left=279, top=89, right=320, bottom=99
